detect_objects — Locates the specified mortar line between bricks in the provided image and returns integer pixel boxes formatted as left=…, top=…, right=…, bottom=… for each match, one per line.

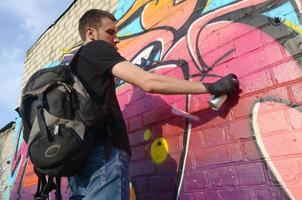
left=186, top=81, right=302, bottom=118
left=243, top=77, right=302, bottom=97
left=237, top=57, right=298, bottom=79
left=184, top=160, right=266, bottom=171
left=189, top=98, right=300, bottom=125
left=191, top=135, right=302, bottom=161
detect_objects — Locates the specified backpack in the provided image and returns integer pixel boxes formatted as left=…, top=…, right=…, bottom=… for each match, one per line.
left=18, top=49, right=111, bottom=199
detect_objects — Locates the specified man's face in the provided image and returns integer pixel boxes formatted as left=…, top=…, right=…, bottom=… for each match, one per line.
left=85, top=17, right=119, bottom=48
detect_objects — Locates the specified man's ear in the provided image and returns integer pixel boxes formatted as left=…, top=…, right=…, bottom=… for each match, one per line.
left=86, top=27, right=95, bottom=41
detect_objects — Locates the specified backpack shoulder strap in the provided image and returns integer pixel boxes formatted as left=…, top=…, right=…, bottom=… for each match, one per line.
left=34, top=174, right=62, bottom=200
left=54, top=177, right=62, bottom=200
left=68, top=46, right=82, bottom=72
left=34, top=173, right=47, bottom=199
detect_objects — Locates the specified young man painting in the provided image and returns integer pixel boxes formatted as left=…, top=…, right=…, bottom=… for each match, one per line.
left=68, top=9, right=239, bottom=200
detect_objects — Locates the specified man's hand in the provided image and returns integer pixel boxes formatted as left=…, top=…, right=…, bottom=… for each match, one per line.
left=204, top=74, right=239, bottom=96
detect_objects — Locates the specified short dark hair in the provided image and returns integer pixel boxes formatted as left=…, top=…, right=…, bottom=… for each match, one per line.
left=78, top=9, right=116, bottom=41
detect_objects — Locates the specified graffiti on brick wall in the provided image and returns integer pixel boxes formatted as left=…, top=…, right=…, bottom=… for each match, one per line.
left=5, top=0, right=302, bottom=199
left=3, top=117, right=30, bottom=199
left=5, top=44, right=139, bottom=200
left=0, top=166, right=4, bottom=188
left=115, top=0, right=302, bottom=199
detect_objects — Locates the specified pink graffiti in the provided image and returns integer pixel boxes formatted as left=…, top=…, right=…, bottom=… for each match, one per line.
left=116, top=0, right=302, bottom=199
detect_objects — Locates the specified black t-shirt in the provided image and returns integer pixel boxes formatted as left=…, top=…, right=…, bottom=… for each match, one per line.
left=71, top=40, right=131, bottom=155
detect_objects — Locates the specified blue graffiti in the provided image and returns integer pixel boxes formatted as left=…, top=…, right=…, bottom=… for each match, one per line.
left=114, top=0, right=144, bottom=36
left=44, top=60, right=62, bottom=68
left=4, top=116, right=23, bottom=200
left=203, top=0, right=238, bottom=13
left=263, top=1, right=302, bottom=28
left=117, top=16, right=144, bottom=37
left=114, top=0, right=136, bottom=20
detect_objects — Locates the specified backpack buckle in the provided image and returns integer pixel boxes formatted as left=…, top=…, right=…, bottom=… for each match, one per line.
left=54, top=125, right=59, bottom=135
left=57, top=81, right=71, bottom=93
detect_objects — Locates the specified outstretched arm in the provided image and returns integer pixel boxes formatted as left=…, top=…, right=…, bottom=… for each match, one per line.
left=112, top=61, right=239, bottom=96
left=112, top=61, right=207, bottom=94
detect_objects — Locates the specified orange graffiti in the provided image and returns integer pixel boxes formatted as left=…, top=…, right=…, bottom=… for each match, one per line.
left=117, top=29, right=174, bottom=60
left=116, top=0, right=151, bottom=27
left=22, top=161, right=38, bottom=188
left=117, top=0, right=198, bottom=30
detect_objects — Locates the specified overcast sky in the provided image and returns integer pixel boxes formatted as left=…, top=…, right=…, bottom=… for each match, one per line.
left=0, top=0, right=74, bottom=128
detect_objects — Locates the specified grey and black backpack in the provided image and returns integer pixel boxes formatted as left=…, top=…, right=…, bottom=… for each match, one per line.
left=18, top=49, right=111, bottom=199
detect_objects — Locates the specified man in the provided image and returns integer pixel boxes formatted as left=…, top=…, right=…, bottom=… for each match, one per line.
left=68, top=9, right=239, bottom=200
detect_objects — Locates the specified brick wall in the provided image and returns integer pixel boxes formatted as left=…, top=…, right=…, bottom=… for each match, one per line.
left=1, top=0, right=302, bottom=199
left=22, top=0, right=119, bottom=89
left=0, top=124, right=15, bottom=200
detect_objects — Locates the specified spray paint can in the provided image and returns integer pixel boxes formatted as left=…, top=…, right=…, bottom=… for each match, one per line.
left=208, top=94, right=228, bottom=111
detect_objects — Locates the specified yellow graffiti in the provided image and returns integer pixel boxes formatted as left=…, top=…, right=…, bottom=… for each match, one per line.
left=151, top=137, right=169, bottom=164
left=60, top=45, right=82, bottom=61
left=61, top=47, right=71, bottom=55
left=117, top=32, right=132, bottom=38
left=283, top=19, right=302, bottom=35
left=205, top=0, right=211, bottom=9
left=144, top=128, right=152, bottom=141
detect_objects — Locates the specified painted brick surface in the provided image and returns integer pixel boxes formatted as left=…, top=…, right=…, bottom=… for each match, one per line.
left=0, top=125, right=15, bottom=200
left=1, top=0, right=302, bottom=199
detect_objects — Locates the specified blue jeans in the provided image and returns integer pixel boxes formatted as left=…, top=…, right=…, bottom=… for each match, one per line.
left=68, top=143, right=130, bottom=200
